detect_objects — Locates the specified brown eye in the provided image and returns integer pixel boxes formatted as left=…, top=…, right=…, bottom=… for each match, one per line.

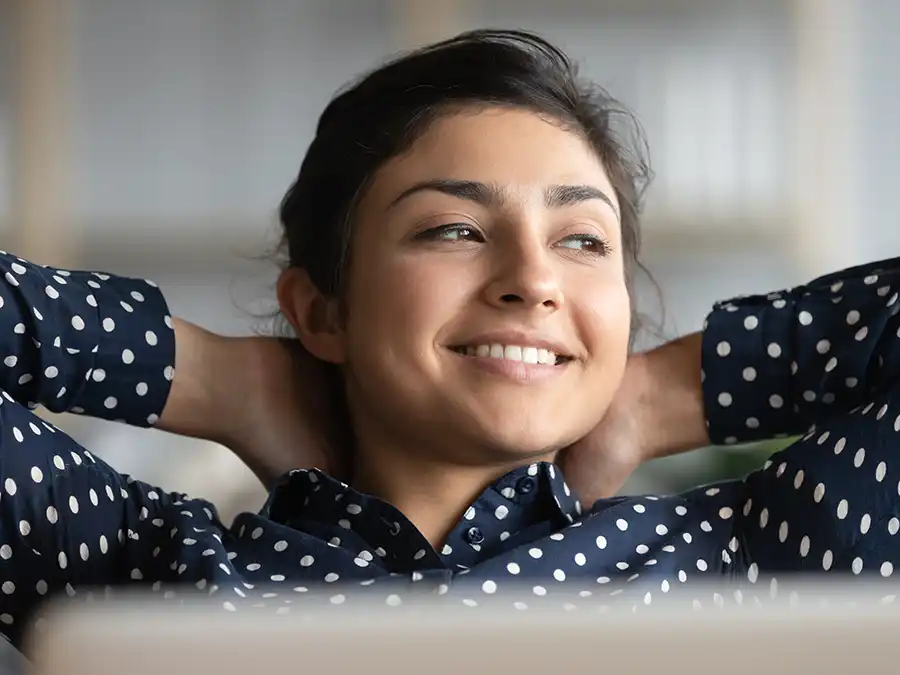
left=418, top=224, right=483, bottom=242
left=556, top=234, right=611, bottom=256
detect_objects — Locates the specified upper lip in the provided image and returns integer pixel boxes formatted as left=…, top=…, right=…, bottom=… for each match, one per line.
left=449, top=330, right=574, bottom=358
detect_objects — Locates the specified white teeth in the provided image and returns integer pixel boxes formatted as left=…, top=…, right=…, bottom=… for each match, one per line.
left=462, top=343, right=559, bottom=364
left=503, top=345, right=522, bottom=361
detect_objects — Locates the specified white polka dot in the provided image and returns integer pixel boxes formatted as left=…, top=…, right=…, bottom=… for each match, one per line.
left=742, top=367, right=757, bottom=382
left=847, top=310, right=860, bottom=325
left=71, top=316, right=85, bottom=331
left=716, top=341, right=731, bottom=357
left=882, top=562, right=894, bottom=577
left=145, top=331, right=158, bottom=346
left=528, top=548, right=543, bottom=559
left=822, top=550, right=833, bottom=571
left=507, top=562, right=520, bottom=575
left=69, top=496, right=79, bottom=514
left=596, top=535, right=607, bottom=549
left=813, top=483, right=826, bottom=502
left=779, top=521, right=789, bottom=542
left=532, top=586, right=547, bottom=596
left=748, top=563, right=759, bottom=583
left=837, top=499, right=849, bottom=519
left=494, top=505, right=509, bottom=520
left=744, top=316, right=759, bottom=330
left=717, top=392, right=732, bottom=407
left=574, top=552, right=586, bottom=566
left=30, top=467, right=42, bottom=483
left=616, top=519, right=628, bottom=531
left=798, top=311, right=813, bottom=325
left=852, top=557, right=864, bottom=574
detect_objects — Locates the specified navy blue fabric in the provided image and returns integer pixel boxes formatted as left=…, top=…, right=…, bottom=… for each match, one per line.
left=0, top=252, right=897, bottom=646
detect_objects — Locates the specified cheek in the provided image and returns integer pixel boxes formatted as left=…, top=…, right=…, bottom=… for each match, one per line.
left=578, top=278, right=632, bottom=368
left=343, top=255, right=470, bottom=364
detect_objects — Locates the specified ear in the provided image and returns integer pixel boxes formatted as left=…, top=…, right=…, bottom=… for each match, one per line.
left=276, top=267, right=347, bottom=364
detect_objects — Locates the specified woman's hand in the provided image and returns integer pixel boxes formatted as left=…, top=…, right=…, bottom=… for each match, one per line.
left=559, top=335, right=710, bottom=506
left=161, top=320, right=347, bottom=489
left=558, top=354, right=650, bottom=505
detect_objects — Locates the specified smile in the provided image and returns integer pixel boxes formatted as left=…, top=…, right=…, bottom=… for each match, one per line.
left=449, top=343, right=570, bottom=365
left=447, top=343, right=572, bottom=383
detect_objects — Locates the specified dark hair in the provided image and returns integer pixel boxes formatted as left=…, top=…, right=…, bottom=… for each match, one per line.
left=278, top=28, right=652, bottom=334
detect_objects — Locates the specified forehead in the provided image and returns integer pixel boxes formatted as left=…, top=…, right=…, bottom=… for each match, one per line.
left=364, top=107, right=618, bottom=209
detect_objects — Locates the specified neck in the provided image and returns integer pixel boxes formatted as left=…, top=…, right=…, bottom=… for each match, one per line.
left=352, top=444, right=550, bottom=547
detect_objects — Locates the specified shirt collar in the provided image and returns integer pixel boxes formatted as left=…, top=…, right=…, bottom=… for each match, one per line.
left=261, top=461, right=582, bottom=568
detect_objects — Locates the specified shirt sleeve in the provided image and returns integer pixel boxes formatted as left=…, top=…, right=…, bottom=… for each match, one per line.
left=0, top=252, right=185, bottom=644
left=0, top=251, right=175, bottom=426
left=702, top=257, right=900, bottom=445
left=0, top=395, right=198, bottom=646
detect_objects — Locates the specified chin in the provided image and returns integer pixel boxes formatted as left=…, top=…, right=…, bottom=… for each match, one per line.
left=463, top=422, right=577, bottom=464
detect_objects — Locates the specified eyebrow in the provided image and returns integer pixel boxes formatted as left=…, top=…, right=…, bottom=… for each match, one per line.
left=388, top=179, right=619, bottom=218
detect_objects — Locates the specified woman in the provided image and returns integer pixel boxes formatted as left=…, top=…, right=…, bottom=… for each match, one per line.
left=0, top=29, right=896, bottom=647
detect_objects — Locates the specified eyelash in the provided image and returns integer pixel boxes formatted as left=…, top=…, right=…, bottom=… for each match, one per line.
left=417, top=223, right=612, bottom=257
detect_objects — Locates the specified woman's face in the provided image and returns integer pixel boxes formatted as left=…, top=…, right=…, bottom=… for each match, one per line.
left=338, top=107, right=631, bottom=466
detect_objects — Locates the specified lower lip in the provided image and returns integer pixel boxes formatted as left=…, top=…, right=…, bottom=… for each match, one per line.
left=447, top=350, right=568, bottom=383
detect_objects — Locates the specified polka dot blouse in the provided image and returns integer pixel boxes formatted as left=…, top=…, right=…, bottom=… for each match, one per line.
left=0, top=252, right=897, bottom=646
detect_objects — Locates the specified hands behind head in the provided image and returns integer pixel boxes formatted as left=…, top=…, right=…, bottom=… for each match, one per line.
left=217, top=337, right=352, bottom=489
left=557, top=354, right=649, bottom=506
left=218, top=337, right=655, bottom=499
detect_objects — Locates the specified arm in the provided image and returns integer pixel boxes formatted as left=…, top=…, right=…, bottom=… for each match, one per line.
left=0, top=256, right=215, bottom=645
left=0, top=253, right=330, bottom=488
left=0, top=396, right=206, bottom=648
left=642, top=256, right=900, bottom=456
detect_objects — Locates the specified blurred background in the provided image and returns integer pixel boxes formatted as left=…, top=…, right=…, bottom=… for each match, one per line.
left=0, top=0, right=896, bottom=522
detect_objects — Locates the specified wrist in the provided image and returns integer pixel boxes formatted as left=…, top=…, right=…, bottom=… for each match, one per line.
left=635, top=333, right=710, bottom=461
left=160, top=319, right=234, bottom=444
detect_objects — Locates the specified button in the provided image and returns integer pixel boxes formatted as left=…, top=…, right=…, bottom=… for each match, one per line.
left=517, top=477, right=536, bottom=494
left=466, top=527, right=485, bottom=545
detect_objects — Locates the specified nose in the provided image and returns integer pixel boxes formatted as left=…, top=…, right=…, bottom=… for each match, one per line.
left=484, top=238, right=564, bottom=313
